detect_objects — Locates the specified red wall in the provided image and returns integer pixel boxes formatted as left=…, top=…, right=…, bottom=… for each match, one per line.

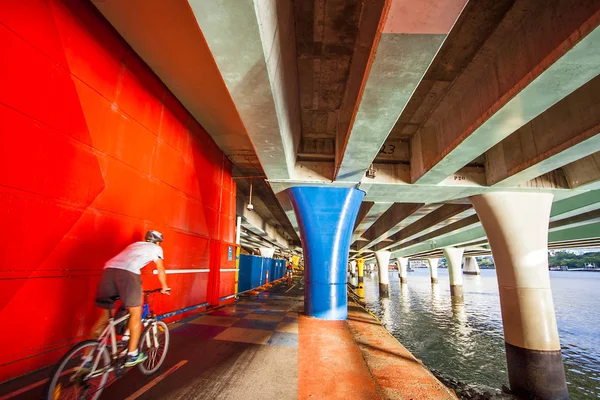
left=0, top=0, right=236, bottom=382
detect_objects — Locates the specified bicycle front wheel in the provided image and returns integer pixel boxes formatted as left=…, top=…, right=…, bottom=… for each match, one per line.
left=46, top=340, right=111, bottom=400
left=138, top=320, right=169, bottom=375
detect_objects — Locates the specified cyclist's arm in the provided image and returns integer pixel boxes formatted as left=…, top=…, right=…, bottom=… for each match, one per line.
left=155, top=258, right=170, bottom=293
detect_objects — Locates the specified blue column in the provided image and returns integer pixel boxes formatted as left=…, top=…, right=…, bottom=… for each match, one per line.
left=287, top=186, right=365, bottom=320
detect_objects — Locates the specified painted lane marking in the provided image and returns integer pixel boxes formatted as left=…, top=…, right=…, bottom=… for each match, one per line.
left=124, top=360, right=188, bottom=400
left=285, top=283, right=297, bottom=293
left=0, top=368, right=77, bottom=400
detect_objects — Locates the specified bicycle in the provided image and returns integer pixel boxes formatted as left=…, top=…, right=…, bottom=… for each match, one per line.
left=287, top=270, right=293, bottom=286
left=46, top=289, right=170, bottom=400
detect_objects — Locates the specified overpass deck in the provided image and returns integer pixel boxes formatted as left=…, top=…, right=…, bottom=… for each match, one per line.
left=0, top=277, right=453, bottom=400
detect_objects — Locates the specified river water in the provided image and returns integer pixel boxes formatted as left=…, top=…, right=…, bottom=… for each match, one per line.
left=355, top=268, right=600, bottom=399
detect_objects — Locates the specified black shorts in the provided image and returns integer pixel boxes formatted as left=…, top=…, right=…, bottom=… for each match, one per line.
left=95, top=268, right=143, bottom=309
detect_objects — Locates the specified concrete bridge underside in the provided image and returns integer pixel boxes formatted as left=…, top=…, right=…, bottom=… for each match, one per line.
left=90, top=1, right=600, bottom=399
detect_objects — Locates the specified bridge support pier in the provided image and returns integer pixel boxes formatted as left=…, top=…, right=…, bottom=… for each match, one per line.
left=396, top=257, right=409, bottom=284
left=375, top=251, right=391, bottom=297
left=357, top=258, right=365, bottom=287
left=443, top=248, right=464, bottom=299
left=471, top=192, right=568, bottom=400
left=287, top=186, right=364, bottom=320
left=464, top=257, right=480, bottom=275
left=427, top=258, right=439, bottom=284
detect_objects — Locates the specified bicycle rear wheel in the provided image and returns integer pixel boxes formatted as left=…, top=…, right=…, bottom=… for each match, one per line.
left=138, top=320, right=169, bottom=375
left=46, top=340, right=111, bottom=400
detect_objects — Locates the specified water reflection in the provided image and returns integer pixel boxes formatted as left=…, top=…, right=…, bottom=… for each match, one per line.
left=361, top=268, right=600, bottom=399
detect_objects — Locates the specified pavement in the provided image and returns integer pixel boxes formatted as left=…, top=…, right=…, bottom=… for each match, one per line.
left=0, top=275, right=455, bottom=399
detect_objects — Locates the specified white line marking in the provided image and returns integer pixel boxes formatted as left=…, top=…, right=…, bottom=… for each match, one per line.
left=153, top=269, right=209, bottom=275
left=0, top=368, right=76, bottom=400
left=124, top=360, right=188, bottom=400
left=285, top=283, right=297, bottom=293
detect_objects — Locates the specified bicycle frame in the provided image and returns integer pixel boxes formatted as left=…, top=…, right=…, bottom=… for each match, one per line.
left=84, top=312, right=132, bottom=379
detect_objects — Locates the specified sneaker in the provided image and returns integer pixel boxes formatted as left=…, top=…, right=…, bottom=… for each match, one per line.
left=124, top=353, right=148, bottom=367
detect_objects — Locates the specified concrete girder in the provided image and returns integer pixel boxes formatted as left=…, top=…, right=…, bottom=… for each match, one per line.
left=356, top=203, right=423, bottom=250
left=486, top=76, right=600, bottom=187
left=390, top=214, right=481, bottom=253
left=372, top=204, right=473, bottom=252
left=411, top=3, right=600, bottom=184
left=91, top=0, right=260, bottom=174
left=393, top=192, right=600, bottom=258
left=336, top=0, right=468, bottom=182
left=562, top=151, right=600, bottom=190
left=549, top=209, right=600, bottom=232
left=355, top=204, right=443, bottom=250
left=351, top=202, right=393, bottom=245
left=353, top=201, right=375, bottom=233
left=189, top=0, right=301, bottom=180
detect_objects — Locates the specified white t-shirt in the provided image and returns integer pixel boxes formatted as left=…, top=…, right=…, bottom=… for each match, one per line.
left=105, top=242, right=164, bottom=275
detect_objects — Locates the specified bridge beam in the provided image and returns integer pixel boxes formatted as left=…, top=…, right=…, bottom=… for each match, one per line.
left=412, top=3, right=600, bottom=184
left=471, top=192, right=568, bottom=399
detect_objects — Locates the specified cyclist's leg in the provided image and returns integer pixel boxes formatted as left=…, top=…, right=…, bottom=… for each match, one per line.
left=90, top=309, right=110, bottom=339
left=114, top=269, right=143, bottom=354
left=126, top=306, right=143, bottom=353
left=91, top=268, right=117, bottom=339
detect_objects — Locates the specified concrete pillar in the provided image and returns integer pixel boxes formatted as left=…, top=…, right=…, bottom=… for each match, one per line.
left=396, top=257, right=409, bottom=284
left=471, top=192, right=567, bottom=399
left=375, top=251, right=390, bottom=297
left=356, top=258, right=365, bottom=287
left=350, top=260, right=357, bottom=277
left=259, top=247, right=275, bottom=258
left=463, top=256, right=480, bottom=275
left=427, top=258, right=439, bottom=283
left=443, top=248, right=464, bottom=299
left=287, top=186, right=364, bottom=320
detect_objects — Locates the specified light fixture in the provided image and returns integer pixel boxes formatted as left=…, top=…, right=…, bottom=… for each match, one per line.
left=246, top=179, right=254, bottom=211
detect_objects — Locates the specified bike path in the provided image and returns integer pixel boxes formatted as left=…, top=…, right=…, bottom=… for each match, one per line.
left=0, top=275, right=454, bottom=399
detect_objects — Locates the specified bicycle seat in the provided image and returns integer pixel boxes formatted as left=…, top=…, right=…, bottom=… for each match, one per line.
left=96, top=295, right=120, bottom=306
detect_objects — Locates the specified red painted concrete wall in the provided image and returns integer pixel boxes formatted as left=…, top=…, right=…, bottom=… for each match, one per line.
left=0, top=0, right=236, bottom=382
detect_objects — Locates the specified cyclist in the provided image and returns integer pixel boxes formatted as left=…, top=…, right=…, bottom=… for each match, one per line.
left=88, top=230, right=170, bottom=367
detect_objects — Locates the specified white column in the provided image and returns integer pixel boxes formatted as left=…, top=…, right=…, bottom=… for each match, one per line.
left=350, top=260, right=357, bottom=276
left=259, top=247, right=275, bottom=258
left=464, top=257, right=480, bottom=275
left=471, top=192, right=567, bottom=399
left=396, top=257, right=409, bottom=284
left=235, top=216, right=242, bottom=245
left=443, top=247, right=464, bottom=298
left=427, top=258, right=439, bottom=283
left=375, top=251, right=391, bottom=296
